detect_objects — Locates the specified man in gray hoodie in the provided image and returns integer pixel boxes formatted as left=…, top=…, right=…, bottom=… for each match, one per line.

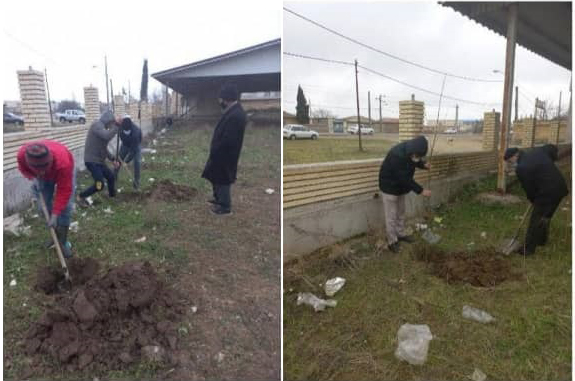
left=78, top=111, right=121, bottom=204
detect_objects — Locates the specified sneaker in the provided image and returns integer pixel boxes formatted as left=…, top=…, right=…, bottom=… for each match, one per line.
left=61, top=241, right=73, bottom=259
left=76, top=195, right=90, bottom=208
left=387, top=242, right=400, bottom=253
left=398, top=235, right=416, bottom=243
left=211, top=206, right=232, bottom=215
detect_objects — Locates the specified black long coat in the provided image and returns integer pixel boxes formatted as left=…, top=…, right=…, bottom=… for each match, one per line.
left=516, top=144, right=569, bottom=203
left=202, top=103, right=247, bottom=185
left=378, top=136, right=429, bottom=195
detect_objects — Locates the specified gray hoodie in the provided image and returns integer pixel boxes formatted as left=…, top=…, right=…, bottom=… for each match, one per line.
left=84, top=111, right=119, bottom=164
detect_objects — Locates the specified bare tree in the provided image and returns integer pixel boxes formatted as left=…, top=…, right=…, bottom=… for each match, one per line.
left=311, top=108, right=335, bottom=119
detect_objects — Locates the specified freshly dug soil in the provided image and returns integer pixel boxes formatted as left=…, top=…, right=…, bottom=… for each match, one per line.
left=148, top=179, right=197, bottom=202
left=35, top=257, right=100, bottom=294
left=26, top=260, right=185, bottom=375
left=413, top=245, right=521, bottom=287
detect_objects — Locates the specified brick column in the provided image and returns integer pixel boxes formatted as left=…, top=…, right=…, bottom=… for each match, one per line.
left=17, top=68, right=51, bottom=130
left=114, top=95, right=126, bottom=116
left=482, top=110, right=500, bottom=150
left=398, top=94, right=424, bottom=142
left=521, top=117, right=535, bottom=147
left=83, top=86, right=100, bottom=125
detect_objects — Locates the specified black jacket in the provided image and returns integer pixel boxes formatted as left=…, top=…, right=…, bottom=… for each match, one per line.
left=515, top=144, right=568, bottom=204
left=379, top=136, right=429, bottom=195
left=119, top=122, right=142, bottom=149
left=202, top=103, right=247, bottom=185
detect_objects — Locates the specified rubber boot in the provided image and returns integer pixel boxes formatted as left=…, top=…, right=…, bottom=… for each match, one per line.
left=56, top=226, right=73, bottom=258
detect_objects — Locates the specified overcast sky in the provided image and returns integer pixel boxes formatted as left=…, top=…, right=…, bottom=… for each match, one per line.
left=2, top=0, right=280, bottom=104
left=283, top=2, right=572, bottom=120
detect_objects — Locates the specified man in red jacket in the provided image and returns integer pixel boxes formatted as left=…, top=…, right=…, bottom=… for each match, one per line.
left=17, top=140, right=75, bottom=258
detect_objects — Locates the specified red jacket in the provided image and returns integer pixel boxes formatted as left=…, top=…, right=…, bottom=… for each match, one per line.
left=17, top=140, right=75, bottom=216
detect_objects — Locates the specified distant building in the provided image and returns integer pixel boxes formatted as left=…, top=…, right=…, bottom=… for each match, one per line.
left=3, top=100, right=22, bottom=114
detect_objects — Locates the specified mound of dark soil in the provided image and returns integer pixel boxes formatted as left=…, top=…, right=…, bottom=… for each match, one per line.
left=414, top=245, right=521, bottom=287
left=35, top=257, right=100, bottom=294
left=147, top=179, right=197, bottom=202
left=26, top=260, right=185, bottom=375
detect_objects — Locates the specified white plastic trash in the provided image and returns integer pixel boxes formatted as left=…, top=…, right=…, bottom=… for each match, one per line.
left=296, top=292, right=337, bottom=312
left=70, top=221, right=79, bottom=233
left=471, top=368, right=487, bottom=381
left=265, top=188, right=275, bottom=195
left=324, top=277, right=346, bottom=297
left=134, top=236, right=147, bottom=243
left=395, top=323, right=433, bottom=365
left=9, top=279, right=17, bottom=287
left=462, top=305, right=495, bottom=324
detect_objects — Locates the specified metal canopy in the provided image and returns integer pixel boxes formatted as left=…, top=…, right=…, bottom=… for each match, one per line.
left=152, top=39, right=281, bottom=96
left=441, top=2, right=571, bottom=70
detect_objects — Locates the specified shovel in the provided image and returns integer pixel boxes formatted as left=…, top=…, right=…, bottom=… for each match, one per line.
left=501, top=204, right=533, bottom=255
left=38, top=192, right=72, bottom=285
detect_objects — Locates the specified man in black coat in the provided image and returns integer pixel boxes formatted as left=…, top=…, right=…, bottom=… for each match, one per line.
left=114, top=115, right=142, bottom=190
left=379, top=135, right=432, bottom=252
left=202, top=84, right=247, bottom=215
left=504, top=144, right=569, bottom=255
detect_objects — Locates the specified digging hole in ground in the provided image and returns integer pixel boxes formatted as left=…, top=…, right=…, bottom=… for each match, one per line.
left=26, top=260, right=186, bottom=376
left=116, top=179, right=197, bottom=203
left=35, top=257, right=100, bottom=294
left=412, top=244, right=522, bottom=287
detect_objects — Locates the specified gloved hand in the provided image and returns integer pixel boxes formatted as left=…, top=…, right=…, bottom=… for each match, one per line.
left=48, top=213, right=58, bottom=228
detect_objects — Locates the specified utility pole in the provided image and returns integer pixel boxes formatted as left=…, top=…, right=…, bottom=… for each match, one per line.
left=455, top=104, right=459, bottom=132
left=105, top=55, right=110, bottom=108
left=354, top=59, right=363, bottom=151
left=44, top=68, right=54, bottom=127
left=368, top=91, right=372, bottom=128
left=110, top=79, right=115, bottom=113
left=558, top=91, right=562, bottom=118
left=497, top=3, right=518, bottom=193
left=165, top=85, right=169, bottom=116
left=557, top=91, right=562, bottom=145
left=532, top=97, right=538, bottom=148
left=378, top=94, right=383, bottom=133
left=514, top=86, right=518, bottom=122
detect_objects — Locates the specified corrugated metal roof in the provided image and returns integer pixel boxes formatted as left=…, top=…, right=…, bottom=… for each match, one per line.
left=152, top=38, right=280, bottom=79
left=441, top=2, right=571, bottom=70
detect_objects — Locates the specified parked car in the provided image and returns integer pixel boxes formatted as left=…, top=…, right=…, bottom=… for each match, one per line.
left=347, top=124, right=374, bottom=135
left=56, top=109, right=86, bottom=124
left=444, top=128, right=457, bottom=134
left=3, top=112, right=24, bottom=125
left=283, top=124, right=319, bottom=140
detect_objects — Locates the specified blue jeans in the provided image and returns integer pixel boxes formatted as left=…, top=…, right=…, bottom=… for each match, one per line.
left=115, top=145, right=141, bottom=188
left=33, top=171, right=76, bottom=227
left=80, top=162, right=116, bottom=198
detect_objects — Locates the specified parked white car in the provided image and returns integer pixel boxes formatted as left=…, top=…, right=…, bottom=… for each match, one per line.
left=56, top=109, right=86, bottom=124
left=444, top=128, right=457, bottom=134
left=283, top=124, right=319, bottom=140
left=347, top=124, right=374, bottom=135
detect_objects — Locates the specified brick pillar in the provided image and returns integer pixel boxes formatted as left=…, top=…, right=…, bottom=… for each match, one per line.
left=114, top=95, right=126, bottom=116
left=17, top=68, right=51, bottom=130
left=522, top=117, right=535, bottom=147
left=482, top=110, right=500, bottom=150
left=398, top=95, right=424, bottom=142
left=83, top=86, right=100, bottom=125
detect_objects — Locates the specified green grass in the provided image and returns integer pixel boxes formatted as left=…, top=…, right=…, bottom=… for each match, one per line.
left=283, top=168, right=571, bottom=381
left=3, top=123, right=281, bottom=380
left=283, top=137, right=395, bottom=165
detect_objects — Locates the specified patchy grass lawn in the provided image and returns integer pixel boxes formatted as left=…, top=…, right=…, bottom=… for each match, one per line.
left=283, top=167, right=571, bottom=381
left=4, top=121, right=281, bottom=381
left=283, top=136, right=395, bottom=165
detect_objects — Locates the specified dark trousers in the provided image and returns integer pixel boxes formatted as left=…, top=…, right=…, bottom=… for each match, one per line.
left=212, top=183, right=231, bottom=211
left=114, top=145, right=141, bottom=188
left=80, top=162, right=116, bottom=198
left=525, top=197, right=563, bottom=253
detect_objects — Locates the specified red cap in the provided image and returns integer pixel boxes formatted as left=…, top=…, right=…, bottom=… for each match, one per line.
left=25, top=143, right=53, bottom=172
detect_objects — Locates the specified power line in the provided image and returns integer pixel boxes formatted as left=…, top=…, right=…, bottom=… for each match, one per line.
left=284, top=51, right=499, bottom=107
left=284, top=7, right=503, bottom=83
